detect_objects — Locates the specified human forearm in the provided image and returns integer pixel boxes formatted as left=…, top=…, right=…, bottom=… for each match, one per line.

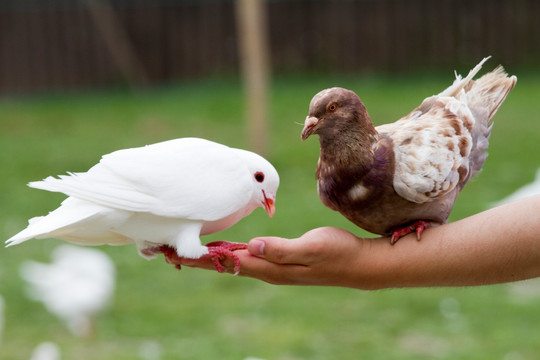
left=369, top=195, right=540, bottom=289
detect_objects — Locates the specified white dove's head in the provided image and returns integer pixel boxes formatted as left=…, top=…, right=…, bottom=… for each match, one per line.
left=233, top=149, right=279, bottom=217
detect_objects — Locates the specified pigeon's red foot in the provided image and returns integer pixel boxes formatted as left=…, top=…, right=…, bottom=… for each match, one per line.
left=390, top=220, right=431, bottom=245
left=204, top=241, right=248, bottom=275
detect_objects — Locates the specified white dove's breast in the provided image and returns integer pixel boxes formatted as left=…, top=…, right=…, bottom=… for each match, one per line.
left=200, top=202, right=258, bottom=235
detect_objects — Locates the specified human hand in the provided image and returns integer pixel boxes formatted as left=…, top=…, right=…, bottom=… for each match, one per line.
left=180, top=227, right=389, bottom=289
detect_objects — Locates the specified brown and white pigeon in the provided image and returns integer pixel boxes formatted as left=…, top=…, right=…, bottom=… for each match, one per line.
left=301, top=57, right=516, bottom=244
left=6, top=137, right=279, bottom=273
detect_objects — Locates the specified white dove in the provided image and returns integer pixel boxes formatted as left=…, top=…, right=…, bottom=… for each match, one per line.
left=20, top=245, right=115, bottom=338
left=6, top=137, right=279, bottom=273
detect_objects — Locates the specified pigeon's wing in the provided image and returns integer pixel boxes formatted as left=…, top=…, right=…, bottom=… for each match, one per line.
left=376, top=97, right=475, bottom=204
left=29, top=138, right=253, bottom=220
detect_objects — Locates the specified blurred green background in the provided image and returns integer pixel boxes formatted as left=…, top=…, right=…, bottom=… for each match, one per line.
left=2, top=70, right=540, bottom=359
left=2, top=0, right=540, bottom=359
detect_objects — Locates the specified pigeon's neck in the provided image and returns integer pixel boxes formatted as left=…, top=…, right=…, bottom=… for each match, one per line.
left=318, top=116, right=378, bottom=168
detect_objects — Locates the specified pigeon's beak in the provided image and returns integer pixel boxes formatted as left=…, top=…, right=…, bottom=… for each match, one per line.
left=301, top=116, right=319, bottom=140
left=262, top=190, right=275, bottom=217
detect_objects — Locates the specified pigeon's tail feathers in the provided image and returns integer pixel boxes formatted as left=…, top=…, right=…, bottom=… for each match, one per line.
left=439, top=56, right=491, bottom=98
left=466, top=66, right=516, bottom=180
left=466, top=65, right=517, bottom=124
left=407, top=57, right=493, bottom=118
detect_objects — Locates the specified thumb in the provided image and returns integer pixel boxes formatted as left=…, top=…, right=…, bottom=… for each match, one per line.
left=248, top=236, right=308, bottom=265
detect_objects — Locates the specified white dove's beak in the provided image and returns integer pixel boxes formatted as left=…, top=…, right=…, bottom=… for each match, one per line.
left=262, top=190, right=275, bottom=217
left=301, top=116, right=319, bottom=140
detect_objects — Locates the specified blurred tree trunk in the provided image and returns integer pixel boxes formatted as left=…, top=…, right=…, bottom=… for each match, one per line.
left=84, top=0, right=150, bottom=88
left=235, top=0, right=270, bottom=156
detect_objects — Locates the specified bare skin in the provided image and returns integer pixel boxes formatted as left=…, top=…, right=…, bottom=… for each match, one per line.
left=178, top=195, right=540, bottom=290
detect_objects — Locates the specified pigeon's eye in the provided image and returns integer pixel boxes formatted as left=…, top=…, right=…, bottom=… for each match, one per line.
left=328, top=103, right=338, bottom=112
left=254, top=172, right=265, bottom=183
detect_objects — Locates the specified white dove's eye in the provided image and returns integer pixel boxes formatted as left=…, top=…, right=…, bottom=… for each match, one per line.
left=254, top=172, right=265, bottom=183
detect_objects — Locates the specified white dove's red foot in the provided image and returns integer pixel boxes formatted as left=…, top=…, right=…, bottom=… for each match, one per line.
left=204, top=241, right=248, bottom=275
left=390, top=221, right=431, bottom=245
left=148, top=242, right=247, bottom=275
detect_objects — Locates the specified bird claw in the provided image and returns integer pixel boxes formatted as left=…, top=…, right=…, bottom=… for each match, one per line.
left=390, top=221, right=430, bottom=245
left=204, top=241, right=248, bottom=275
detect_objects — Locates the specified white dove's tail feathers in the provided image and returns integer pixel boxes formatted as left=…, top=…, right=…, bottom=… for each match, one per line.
left=439, top=56, right=491, bottom=98
left=4, top=175, right=86, bottom=245
left=5, top=197, right=128, bottom=247
left=7, top=231, right=35, bottom=247
left=6, top=211, right=79, bottom=247
left=29, top=174, right=81, bottom=194
left=466, top=65, right=517, bottom=180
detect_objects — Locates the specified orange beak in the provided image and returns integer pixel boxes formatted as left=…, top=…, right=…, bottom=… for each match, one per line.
left=262, top=190, right=275, bottom=217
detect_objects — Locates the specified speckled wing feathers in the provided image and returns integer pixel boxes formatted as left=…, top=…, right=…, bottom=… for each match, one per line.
left=378, top=60, right=516, bottom=204
left=377, top=97, right=474, bottom=203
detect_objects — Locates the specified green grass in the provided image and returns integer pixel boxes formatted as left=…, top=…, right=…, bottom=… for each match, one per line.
left=1, top=69, right=540, bottom=359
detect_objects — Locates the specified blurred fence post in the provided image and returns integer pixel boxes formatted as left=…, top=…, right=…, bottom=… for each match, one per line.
left=235, top=0, right=270, bottom=156
left=84, top=0, right=150, bottom=88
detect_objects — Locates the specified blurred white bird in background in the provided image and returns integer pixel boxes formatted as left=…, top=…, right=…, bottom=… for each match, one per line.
left=138, top=340, right=163, bottom=360
left=490, top=168, right=540, bottom=208
left=20, top=245, right=115, bottom=338
left=29, top=342, right=61, bottom=360
left=6, top=138, right=279, bottom=274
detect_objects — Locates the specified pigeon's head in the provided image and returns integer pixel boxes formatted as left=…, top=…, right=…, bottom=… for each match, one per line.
left=233, top=149, right=279, bottom=217
left=301, top=87, right=369, bottom=141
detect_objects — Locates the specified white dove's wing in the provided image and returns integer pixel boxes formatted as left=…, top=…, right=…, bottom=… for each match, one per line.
left=377, top=97, right=474, bottom=204
left=28, top=138, right=253, bottom=221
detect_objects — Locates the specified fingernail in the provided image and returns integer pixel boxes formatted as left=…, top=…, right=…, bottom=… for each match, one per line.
left=249, top=239, right=265, bottom=256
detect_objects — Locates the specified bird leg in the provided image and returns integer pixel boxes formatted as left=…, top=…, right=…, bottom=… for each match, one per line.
left=390, top=220, right=431, bottom=245
left=145, top=242, right=248, bottom=275
left=142, top=245, right=184, bottom=270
